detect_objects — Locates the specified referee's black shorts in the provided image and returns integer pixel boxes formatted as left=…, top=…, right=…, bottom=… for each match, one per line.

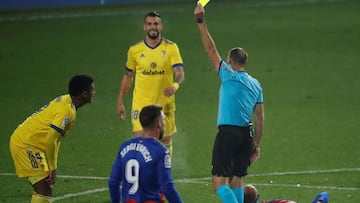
left=212, top=124, right=254, bottom=177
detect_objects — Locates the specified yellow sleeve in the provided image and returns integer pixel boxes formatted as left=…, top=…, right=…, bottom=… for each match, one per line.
left=126, top=46, right=136, bottom=71
left=170, top=43, right=183, bottom=67
left=46, top=128, right=62, bottom=170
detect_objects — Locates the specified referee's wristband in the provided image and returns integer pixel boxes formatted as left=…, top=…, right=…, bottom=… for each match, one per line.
left=171, top=82, right=179, bottom=90
left=196, top=18, right=204, bottom=23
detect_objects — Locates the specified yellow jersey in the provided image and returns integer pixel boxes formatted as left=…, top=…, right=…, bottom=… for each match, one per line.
left=11, top=94, right=76, bottom=151
left=126, top=38, right=184, bottom=112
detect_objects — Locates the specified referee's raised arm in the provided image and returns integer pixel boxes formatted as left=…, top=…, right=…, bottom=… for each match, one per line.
left=194, top=3, right=222, bottom=72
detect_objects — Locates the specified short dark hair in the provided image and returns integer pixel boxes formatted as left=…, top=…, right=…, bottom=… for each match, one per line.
left=229, top=47, right=248, bottom=66
left=244, top=184, right=259, bottom=203
left=144, top=11, right=161, bottom=20
left=68, top=74, right=94, bottom=96
left=140, top=105, right=163, bottom=129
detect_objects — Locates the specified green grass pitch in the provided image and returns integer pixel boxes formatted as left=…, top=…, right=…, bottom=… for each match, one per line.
left=0, top=0, right=359, bottom=202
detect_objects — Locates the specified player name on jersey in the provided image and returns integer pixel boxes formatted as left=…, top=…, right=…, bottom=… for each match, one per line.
left=120, top=142, right=153, bottom=162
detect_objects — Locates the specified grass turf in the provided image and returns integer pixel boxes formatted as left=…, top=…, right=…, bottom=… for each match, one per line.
left=0, top=0, right=359, bottom=202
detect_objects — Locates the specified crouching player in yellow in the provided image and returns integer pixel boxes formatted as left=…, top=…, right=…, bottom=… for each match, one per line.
left=9, top=74, right=95, bottom=203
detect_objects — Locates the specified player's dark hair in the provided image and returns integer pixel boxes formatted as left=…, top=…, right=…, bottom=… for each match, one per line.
left=68, top=74, right=94, bottom=96
left=140, top=105, right=163, bottom=129
left=144, top=11, right=161, bottom=20
left=244, top=184, right=259, bottom=203
left=230, top=47, right=248, bottom=66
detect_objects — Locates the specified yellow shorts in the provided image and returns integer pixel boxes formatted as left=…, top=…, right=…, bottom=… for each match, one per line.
left=28, top=174, right=49, bottom=185
left=10, top=136, right=49, bottom=178
left=131, top=107, right=177, bottom=137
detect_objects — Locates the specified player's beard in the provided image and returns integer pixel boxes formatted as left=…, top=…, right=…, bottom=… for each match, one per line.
left=159, top=129, right=164, bottom=140
left=147, top=30, right=159, bottom=40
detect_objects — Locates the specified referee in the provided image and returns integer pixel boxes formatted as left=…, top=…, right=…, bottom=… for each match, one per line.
left=194, top=3, right=265, bottom=203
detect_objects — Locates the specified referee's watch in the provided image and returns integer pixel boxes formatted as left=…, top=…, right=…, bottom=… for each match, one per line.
left=196, top=18, right=204, bottom=23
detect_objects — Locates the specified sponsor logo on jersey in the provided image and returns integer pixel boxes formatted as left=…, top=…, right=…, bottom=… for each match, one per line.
left=142, top=69, right=165, bottom=75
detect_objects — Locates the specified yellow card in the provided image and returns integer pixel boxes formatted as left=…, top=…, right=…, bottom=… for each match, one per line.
left=197, top=0, right=210, bottom=7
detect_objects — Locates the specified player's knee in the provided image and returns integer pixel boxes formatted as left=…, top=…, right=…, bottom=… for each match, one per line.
left=212, top=176, right=226, bottom=192
left=31, top=191, right=52, bottom=203
left=30, top=176, right=52, bottom=196
left=212, top=181, right=221, bottom=192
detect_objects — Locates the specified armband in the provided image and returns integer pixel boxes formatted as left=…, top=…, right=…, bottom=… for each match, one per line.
left=196, top=18, right=204, bottom=23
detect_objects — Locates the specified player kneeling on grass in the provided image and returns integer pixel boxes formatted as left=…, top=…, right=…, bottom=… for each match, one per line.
left=9, top=74, right=95, bottom=203
left=108, top=105, right=183, bottom=203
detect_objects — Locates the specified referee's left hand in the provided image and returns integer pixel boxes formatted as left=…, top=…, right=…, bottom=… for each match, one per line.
left=250, top=147, right=260, bottom=163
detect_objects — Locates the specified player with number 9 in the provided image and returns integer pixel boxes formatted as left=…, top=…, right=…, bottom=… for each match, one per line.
left=108, top=105, right=183, bottom=203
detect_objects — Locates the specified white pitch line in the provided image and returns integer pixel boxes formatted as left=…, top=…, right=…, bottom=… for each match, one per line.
left=50, top=183, right=359, bottom=202
left=1, top=168, right=359, bottom=181
left=174, top=168, right=360, bottom=182
left=50, top=181, right=359, bottom=202
left=249, top=167, right=360, bottom=177
left=254, top=183, right=360, bottom=191
left=57, top=174, right=109, bottom=180
left=52, top=187, right=108, bottom=202
left=2, top=168, right=358, bottom=202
